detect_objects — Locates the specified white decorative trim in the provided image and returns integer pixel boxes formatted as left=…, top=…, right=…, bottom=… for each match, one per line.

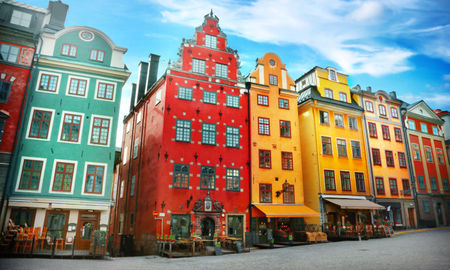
left=87, top=114, right=113, bottom=147
left=48, top=159, right=78, bottom=195
left=25, top=107, right=56, bottom=142
left=81, top=161, right=108, bottom=197
left=65, top=75, right=90, bottom=98
left=79, top=30, right=94, bottom=42
left=15, top=156, right=47, bottom=193
left=8, top=197, right=110, bottom=211
left=94, top=79, right=117, bottom=102
left=321, top=194, right=368, bottom=200
left=56, top=110, right=85, bottom=144
left=37, top=67, right=125, bottom=83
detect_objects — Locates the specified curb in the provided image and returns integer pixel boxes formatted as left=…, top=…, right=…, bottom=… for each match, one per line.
left=395, top=227, right=450, bottom=235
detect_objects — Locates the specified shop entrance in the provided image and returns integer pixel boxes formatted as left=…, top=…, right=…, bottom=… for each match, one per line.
left=436, top=203, right=443, bottom=226
left=76, top=211, right=99, bottom=250
left=201, top=217, right=215, bottom=240
left=408, top=208, right=416, bottom=228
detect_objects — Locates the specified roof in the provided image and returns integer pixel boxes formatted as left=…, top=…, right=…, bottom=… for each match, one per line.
left=297, top=85, right=363, bottom=111
left=325, top=198, right=385, bottom=210
left=253, top=204, right=320, bottom=218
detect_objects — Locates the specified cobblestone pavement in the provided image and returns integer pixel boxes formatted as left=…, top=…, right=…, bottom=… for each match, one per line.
left=2, top=228, right=450, bottom=270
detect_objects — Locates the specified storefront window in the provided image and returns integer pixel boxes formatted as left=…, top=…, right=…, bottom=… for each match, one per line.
left=170, top=214, right=191, bottom=240
left=10, top=208, right=35, bottom=227
left=47, top=212, right=67, bottom=238
left=227, top=215, right=243, bottom=238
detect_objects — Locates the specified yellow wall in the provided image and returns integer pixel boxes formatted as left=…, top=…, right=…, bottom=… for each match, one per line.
left=315, top=68, right=351, bottom=104
left=249, top=53, right=304, bottom=204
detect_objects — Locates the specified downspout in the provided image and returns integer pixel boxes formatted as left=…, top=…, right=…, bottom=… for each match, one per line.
left=123, top=111, right=136, bottom=242
left=246, top=84, right=252, bottom=246
left=311, top=101, right=323, bottom=228
left=360, top=96, right=375, bottom=200
left=0, top=33, right=42, bottom=231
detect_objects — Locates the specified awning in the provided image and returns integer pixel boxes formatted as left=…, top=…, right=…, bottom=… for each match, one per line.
left=254, top=204, right=320, bottom=218
left=325, top=199, right=385, bottom=210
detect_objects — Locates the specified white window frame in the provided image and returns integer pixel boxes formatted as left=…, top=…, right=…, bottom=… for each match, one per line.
left=57, top=110, right=84, bottom=144
left=94, top=80, right=117, bottom=102
left=15, top=156, right=46, bottom=193
left=421, top=123, right=428, bottom=133
left=339, top=92, right=347, bottom=102
left=324, top=89, right=333, bottom=99
left=66, top=75, right=90, bottom=98
left=120, top=180, right=124, bottom=198
left=133, top=138, right=139, bottom=159
left=48, top=159, right=78, bottom=194
left=136, top=110, right=142, bottom=123
left=35, top=71, right=61, bottom=94
left=25, top=107, right=55, bottom=141
left=81, top=161, right=107, bottom=196
left=205, top=34, right=217, bottom=48
left=126, top=122, right=131, bottom=133
left=215, top=63, right=228, bottom=78
left=123, top=146, right=128, bottom=165
left=10, top=10, right=32, bottom=27
left=192, top=59, right=206, bottom=74
left=87, top=114, right=113, bottom=147
left=328, top=68, right=338, bottom=81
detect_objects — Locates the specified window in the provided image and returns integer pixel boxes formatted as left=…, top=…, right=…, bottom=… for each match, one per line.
left=130, top=176, right=135, bottom=196
left=348, top=117, right=357, bottom=130
left=192, top=59, right=205, bottom=74
left=394, top=127, right=402, bottom=142
left=324, top=170, right=336, bottom=191
left=228, top=215, right=243, bottom=238
left=334, top=114, right=344, bottom=127
left=171, top=214, right=191, bottom=239
left=425, top=146, right=433, bottom=162
left=89, top=49, right=104, bottom=62
left=18, top=159, right=43, bottom=191
left=90, top=117, right=110, bottom=145
left=421, top=123, right=428, bottom=133
left=398, top=152, right=407, bottom=168
left=133, top=138, right=139, bottom=158
left=0, top=44, right=19, bottom=64
left=178, top=86, right=193, bottom=100
left=60, top=113, right=81, bottom=142
left=200, top=166, right=215, bottom=190
left=432, top=126, right=439, bottom=136
left=29, top=109, right=52, bottom=139
left=130, top=212, right=135, bottom=227
left=355, top=173, right=365, bottom=192
left=351, top=141, right=361, bottom=159
left=68, top=78, right=87, bottom=96
left=412, top=144, right=420, bottom=160
left=136, top=110, right=142, bottom=123
left=175, top=119, right=191, bottom=142
left=423, top=201, right=430, bottom=213
left=260, top=184, right=272, bottom=203
left=10, top=10, right=32, bottom=27
left=443, top=178, right=449, bottom=192
left=226, top=168, right=240, bottom=191
left=390, top=107, right=399, bottom=118
left=408, top=120, right=416, bottom=130
left=436, top=149, right=445, bottom=164
left=201, top=123, right=216, bottom=145
left=122, top=147, right=128, bottom=165
left=257, top=94, right=268, bottom=106
left=329, top=69, right=337, bottom=81
left=97, top=82, right=115, bottom=100
left=382, top=125, right=390, bottom=140
left=402, top=179, right=411, bottom=196
left=205, top=34, right=217, bottom=48
left=155, top=90, right=161, bottom=105
left=324, top=89, right=333, bottom=99
left=0, top=81, right=12, bottom=103
left=319, top=111, right=329, bottom=125
left=365, top=101, right=374, bottom=112
left=258, top=117, right=270, bottom=135
left=61, top=44, right=77, bottom=57
left=0, top=119, right=5, bottom=142
left=226, top=95, right=239, bottom=108
left=340, top=171, right=351, bottom=191
left=386, top=150, right=394, bottom=167
left=339, top=92, right=347, bottom=102
left=389, top=178, right=398, bottom=195
left=417, top=175, right=425, bottom=190
left=368, top=122, right=377, bottom=138
left=259, top=150, right=271, bottom=169
left=337, top=139, right=347, bottom=157
left=38, top=73, right=58, bottom=92
left=10, top=208, right=35, bottom=227
left=430, top=177, right=438, bottom=191
left=322, top=136, right=332, bottom=156
left=269, top=74, right=278, bottom=85
left=203, top=90, right=217, bottom=104
left=279, top=98, right=289, bottom=109
left=376, top=177, right=385, bottom=195
left=215, top=63, right=228, bottom=78
left=119, top=180, right=124, bottom=198
left=226, top=126, right=239, bottom=148
left=280, top=120, right=291, bottom=137
left=378, top=105, right=387, bottom=117
left=281, top=152, right=293, bottom=170
left=372, top=148, right=381, bottom=166
left=173, top=164, right=189, bottom=188
left=283, top=184, right=294, bottom=204
left=84, top=164, right=104, bottom=194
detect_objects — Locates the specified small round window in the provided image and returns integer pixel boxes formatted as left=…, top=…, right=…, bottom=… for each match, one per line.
left=269, top=59, right=275, bottom=66
left=80, top=31, right=94, bottom=41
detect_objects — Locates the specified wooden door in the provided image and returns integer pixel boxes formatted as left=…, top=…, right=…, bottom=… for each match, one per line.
left=408, top=208, right=416, bottom=228
left=76, top=211, right=99, bottom=250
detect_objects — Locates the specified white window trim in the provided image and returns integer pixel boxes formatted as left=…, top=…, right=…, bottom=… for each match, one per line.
left=123, top=146, right=128, bottom=165
left=35, top=71, right=62, bottom=94
left=15, top=156, right=46, bottom=193
left=321, top=135, right=333, bottom=156
left=81, top=161, right=108, bottom=196
left=120, top=180, right=124, bottom=198
left=336, top=137, right=348, bottom=157
left=136, top=110, right=142, bottom=123
left=65, top=75, right=90, bottom=98
left=56, top=110, right=85, bottom=144
left=48, top=159, right=78, bottom=195
left=327, top=68, right=338, bottom=82
left=351, top=140, right=362, bottom=158
left=87, top=114, right=113, bottom=147
left=25, top=107, right=56, bottom=141
left=94, top=79, right=117, bottom=102
left=126, top=122, right=131, bottom=133
left=10, top=10, right=32, bottom=28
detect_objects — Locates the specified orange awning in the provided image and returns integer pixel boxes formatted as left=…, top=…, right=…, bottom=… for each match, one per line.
left=254, top=204, right=320, bottom=218
left=325, top=199, right=385, bottom=210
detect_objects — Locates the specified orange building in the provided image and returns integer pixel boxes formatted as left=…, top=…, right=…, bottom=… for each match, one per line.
left=296, top=66, right=384, bottom=228
left=352, top=87, right=416, bottom=229
left=246, top=53, right=318, bottom=244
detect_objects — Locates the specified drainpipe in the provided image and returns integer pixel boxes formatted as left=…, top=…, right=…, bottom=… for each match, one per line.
left=246, top=83, right=252, bottom=246
left=359, top=96, right=375, bottom=201
left=310, top=100, right=323, bottom=229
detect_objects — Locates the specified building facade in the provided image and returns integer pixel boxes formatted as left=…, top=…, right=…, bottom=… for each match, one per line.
left=401, top=101, right=450, bottom=227
left=4, top=21, right=130, bottom=249
left=296, top=67, right=383, bottom=228
left=113, top=12, right=249, bottom=254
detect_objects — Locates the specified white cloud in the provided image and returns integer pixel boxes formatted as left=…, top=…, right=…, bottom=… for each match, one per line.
left=444, top=74, right=450, bottom=81
left=349, top=1, right=385, bottom=22
left=400, top=92, right=450, bottom=109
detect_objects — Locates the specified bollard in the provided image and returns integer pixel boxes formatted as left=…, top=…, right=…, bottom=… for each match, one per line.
left=72, top=236, right=75, bottom=258
left=358, top=232, right=361, bottom=241
left=51, top=236, right=56, bottom=258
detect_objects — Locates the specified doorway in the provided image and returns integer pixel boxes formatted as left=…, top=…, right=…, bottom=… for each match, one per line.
left=436, top=203, right=443, bottom=226
left=408, top=208, right=416, bottom=228
left=44, top=210, right=69, bottom=239
left=201, top=217, right=215, bottom=240
left=76, top=211, right=99, bottom=250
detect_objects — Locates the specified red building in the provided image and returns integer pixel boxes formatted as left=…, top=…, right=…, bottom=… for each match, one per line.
left=112, top=11, right=249, bottom=254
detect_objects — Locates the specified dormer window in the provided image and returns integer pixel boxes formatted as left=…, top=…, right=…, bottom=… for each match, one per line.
left=339, top=92, right=347, bottom=102
left=89, top=49, right=104, bottom=62
left=324, top=89, right=333, bottom=99
left=269, top=75, right=278, bottom=86
left=328, top=68, right=337, bottom=81
left=10, top=10, right=32, bottom=28
left=61, top=44, right=77, bottom=57
left=205, top=34, right=217, bottom=48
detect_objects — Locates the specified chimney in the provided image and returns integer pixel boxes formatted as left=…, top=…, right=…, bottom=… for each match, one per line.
left=46, top=1, right=69, bottom=32
left=366, top=86, right=372, bottom=92
left=389, top=91, right=397, bottom=99
left=136, top=61, right=148, bottom=102
left=129, top=83, right=136, bottom=112
left=145, top=54, right=160, bottom=93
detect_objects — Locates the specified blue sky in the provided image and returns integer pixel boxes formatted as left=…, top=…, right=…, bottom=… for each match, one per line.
left=23, top=0, right=450, bottom=146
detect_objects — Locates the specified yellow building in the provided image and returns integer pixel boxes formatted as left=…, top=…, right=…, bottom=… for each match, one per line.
left=296, top=66, right=384, bottom=228
left=352, top=87, right=416, bottom=229
left=246, top=53, right=318, bottom=244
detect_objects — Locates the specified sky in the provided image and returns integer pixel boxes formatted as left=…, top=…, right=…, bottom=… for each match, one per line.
left=22, top=0, right=450, bottom=146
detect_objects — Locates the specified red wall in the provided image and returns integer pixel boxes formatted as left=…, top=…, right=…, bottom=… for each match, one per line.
left=434, top=140, right=450, bottom=193
left=409, top=134, right=427, bottom=192
left=422, top=137, right=440, bottom=193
